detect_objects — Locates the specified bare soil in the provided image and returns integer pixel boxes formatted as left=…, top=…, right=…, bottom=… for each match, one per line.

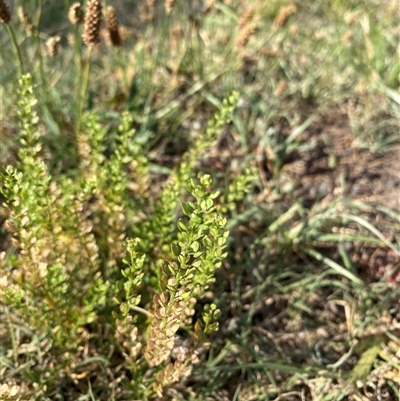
left=284, top=104, right=399, bottom=212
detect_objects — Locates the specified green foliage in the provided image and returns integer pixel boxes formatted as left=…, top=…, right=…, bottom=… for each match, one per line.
left=0, top=73, right=251, bottom=399
left=0, top=1, right=398, bottom=400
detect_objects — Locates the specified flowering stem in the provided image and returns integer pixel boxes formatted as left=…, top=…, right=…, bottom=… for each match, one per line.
left=34, top=0, right=46, bottom=92
left=76, top=45, right=93, bottom=136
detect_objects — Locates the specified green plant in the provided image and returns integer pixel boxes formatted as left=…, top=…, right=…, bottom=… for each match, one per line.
left=0, top=73, right=253, bottom=399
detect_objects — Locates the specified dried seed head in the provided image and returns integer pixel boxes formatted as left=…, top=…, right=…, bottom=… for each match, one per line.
left=236, top=23, right=257, bottom=48
left=274, top=4, right=297, bottom=28
left=239, top=6, right=255, bottom=29
left=68, top=2, right=84, bottom=25
left=139, top=5, right=149, bottom=22
left=18, top=7, right=34, bottom=33
left=83, top=0, right=102, bottom=46
left=46, top=36, right=61, bottom=57
left=139, top=0, right=155, bottom=22
left=105, top=5, right=121, bottom=46
left=0, top=0, right=11, bottom=24
left=165, top=0, right=175, bottom=14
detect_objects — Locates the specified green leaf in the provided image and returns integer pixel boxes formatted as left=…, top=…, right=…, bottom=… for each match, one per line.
left=177, top=219, right=188, bottom=233
left=181, top=201, right=195, bottom=216
left=171, top=243, right=181, bottom=257
left=298, top=246, right=364, bottom=287
left=350, top=344, right=382, bottom=383
left=191, top=241, right=200, bottom=252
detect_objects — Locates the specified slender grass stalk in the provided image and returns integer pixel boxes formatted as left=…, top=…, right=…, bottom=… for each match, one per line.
left=76, top=0, right=102, bottom=135
left=5, top=307, right=18, bottom=365
left=68, top=3, right=84, bottom=106
left=73, top=26, right=83, bottom=95
left=153, top=3, right=171, bottom=72
left=117, top=47, right=128, bottom=90
left=5, top=23, right=24, bottom=76
left=34, top=0, right=46, bottom=90
left=76, top=45, right=93, bottom=135
left=29, top=0, right=54, bottom=128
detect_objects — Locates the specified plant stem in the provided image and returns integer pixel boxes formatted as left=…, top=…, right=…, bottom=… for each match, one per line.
left=34, top=0, right=46, bottom=89
left=5, top=307, right=18, bottom=365
left=74, top=26, right=83, bottom=92
left=36, top=0, right=44, bottom=31
left=76, top=45, right=93, bottom=135
left=117, top=47, right=128, bottom=90
left=6, top=24, right=24, bottom=77
left=130, top=305, right=154, bottom=319
left=33, top=0, right=52, bottom=118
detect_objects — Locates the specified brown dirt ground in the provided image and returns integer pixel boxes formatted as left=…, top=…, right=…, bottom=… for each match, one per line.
left=282, top=104, right=399, bottom=212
